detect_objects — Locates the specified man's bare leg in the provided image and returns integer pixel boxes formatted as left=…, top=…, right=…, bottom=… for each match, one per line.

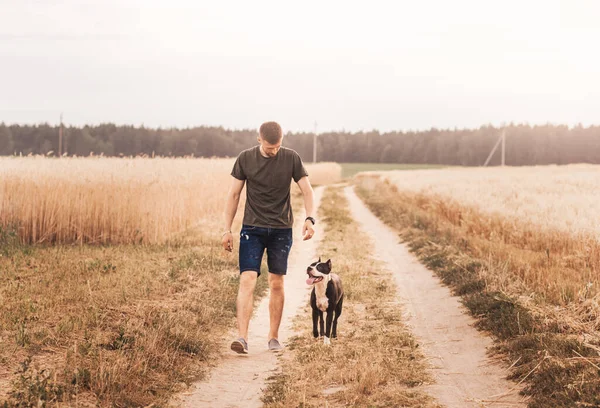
left=237, top=271, right=258, bottom=341
left=268, top=273, right=285, bottom=340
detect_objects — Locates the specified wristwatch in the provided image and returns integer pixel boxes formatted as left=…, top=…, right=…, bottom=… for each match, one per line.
left=305, top=217, right=316, bottom=225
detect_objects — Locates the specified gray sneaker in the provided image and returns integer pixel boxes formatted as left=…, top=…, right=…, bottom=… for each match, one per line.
left=268, top=338, right=283, bottom=352
left=231, top=337, right=248, bottom=354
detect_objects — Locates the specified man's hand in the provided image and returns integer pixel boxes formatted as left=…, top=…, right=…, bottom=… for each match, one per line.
left=302, top=220, right=315, bottom=241
left=222, top=231, right=234, bottom=252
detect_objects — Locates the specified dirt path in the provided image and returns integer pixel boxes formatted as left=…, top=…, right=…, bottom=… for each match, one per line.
left=344, top=186, right=527, bottom=408
left=172, top=187, right=323, bottom=408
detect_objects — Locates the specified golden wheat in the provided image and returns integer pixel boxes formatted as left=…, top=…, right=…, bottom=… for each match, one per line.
left=355, top=174, right=600, bottom=407
left=382, top=164, right=600, bottom=240
left=302, top=162, right=343, bottom=186
left=365, top=165, right=600, bottom=332
left=0, top=157, right=340, bottom=245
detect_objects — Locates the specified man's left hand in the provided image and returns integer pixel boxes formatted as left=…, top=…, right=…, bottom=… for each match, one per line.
left=302, top=220, right=315, bottom=241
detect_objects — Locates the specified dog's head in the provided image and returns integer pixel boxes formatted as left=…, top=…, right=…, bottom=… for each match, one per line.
left=306, top=257, right=332, bottom=285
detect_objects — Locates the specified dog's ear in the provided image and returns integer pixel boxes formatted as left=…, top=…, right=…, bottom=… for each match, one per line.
left=326, top=259, right=332, bottom=270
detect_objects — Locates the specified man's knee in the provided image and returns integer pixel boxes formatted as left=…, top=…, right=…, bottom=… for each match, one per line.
left=239, top=271, right=258, bottom=292
left=268, top=273, right=285, bottom=292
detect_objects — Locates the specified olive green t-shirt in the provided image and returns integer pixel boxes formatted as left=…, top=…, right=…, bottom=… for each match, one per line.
left=231, top=145, right=309, bottom=228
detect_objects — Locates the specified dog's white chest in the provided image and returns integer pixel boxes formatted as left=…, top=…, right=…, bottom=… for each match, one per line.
left=317, top=297, right=329, bottom=312
left=315, top=282, right=329, bottom=312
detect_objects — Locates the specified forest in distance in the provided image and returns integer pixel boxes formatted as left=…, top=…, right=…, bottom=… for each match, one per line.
left=1, top=122, right=599, bottom=166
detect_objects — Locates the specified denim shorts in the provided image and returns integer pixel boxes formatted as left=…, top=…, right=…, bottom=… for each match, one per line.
left=239, top=224, right=293, bottom=276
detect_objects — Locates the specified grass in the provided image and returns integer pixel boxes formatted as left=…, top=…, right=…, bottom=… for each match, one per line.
left=0, top=228, right=268, bottom=406
left=261, top=185, right=438, bottom=408
left=354, top=175, right=600, bottom=408
left=340, top=163, right=447, bottom=179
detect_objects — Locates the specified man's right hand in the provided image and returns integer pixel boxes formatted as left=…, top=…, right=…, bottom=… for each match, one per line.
left=222, top=231, right=234, bottom=252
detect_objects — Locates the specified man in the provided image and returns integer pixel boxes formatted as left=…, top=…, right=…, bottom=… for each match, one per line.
left=221, top=121, right=316, bottom=354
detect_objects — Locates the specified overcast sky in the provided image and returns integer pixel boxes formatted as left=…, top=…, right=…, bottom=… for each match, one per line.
left=1, top=0, right=598, bottom=132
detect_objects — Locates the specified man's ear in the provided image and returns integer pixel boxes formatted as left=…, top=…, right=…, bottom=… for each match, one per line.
left=326, top=259, right=332, bottom=270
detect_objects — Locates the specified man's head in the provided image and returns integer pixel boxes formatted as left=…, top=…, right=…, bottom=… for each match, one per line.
left=258, top=121, right=283, bottom=157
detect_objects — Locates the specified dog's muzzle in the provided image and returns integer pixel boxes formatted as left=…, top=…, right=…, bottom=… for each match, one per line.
left=306, top=268, right=324, bottom=285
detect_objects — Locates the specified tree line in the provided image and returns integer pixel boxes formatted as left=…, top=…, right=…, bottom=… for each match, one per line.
left=1, top=122, right=599, bottom=166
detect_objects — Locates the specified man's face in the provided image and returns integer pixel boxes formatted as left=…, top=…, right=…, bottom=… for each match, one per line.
left=258, top=135, right=282, bottom=157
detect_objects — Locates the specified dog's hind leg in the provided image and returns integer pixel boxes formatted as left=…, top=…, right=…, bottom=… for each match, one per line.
left=332, top=295, right=343, bottom=339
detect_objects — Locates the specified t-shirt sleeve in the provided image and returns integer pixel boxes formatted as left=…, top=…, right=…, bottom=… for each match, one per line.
left=231, top=154, right=246, bottom=180
left=292, top=152, right=309, bottom=183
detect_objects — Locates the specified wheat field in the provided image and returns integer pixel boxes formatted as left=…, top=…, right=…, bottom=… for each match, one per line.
left=0, top=156, right=340, bottom=406
left=0, top=156, right=341, bottom=245
left=381, top=164, right=600, bottom=240
left=355, top=167, right=600, bottom=406
left=367, top=165, right=600, bottom=333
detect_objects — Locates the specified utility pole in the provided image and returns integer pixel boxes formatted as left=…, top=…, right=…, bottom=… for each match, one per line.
left=313, top=121, right=318, bottom=163
left=483, top=128, right=507, bottom=167
left=58, top=113, right=63, bottom=158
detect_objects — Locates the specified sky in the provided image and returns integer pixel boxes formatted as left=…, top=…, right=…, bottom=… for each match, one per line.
left=1, top=0, right=599, bottom=132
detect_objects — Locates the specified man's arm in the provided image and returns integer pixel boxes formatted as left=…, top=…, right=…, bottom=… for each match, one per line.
left=222, top=176, right=246, bottom=252
left=297, top=176, right=315, bottom=241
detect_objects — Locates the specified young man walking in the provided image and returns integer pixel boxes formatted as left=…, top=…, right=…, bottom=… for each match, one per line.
left=221, top=121, right=316, bottom=354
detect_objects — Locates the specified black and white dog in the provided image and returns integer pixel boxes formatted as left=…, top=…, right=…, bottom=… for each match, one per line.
left=306, top=258, right=344, bottom=345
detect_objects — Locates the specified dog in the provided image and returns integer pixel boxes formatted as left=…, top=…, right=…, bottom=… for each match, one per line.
left=306, top=257, right=344, bottom=345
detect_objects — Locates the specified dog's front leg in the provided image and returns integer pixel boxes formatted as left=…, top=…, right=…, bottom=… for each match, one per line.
left=332, top=295, right=343, bottom=339
left=312, top=308, right=319, bottom=338
left=319, top=311, right=325, bottom=338
left=324, top=309, right=334, bottom=345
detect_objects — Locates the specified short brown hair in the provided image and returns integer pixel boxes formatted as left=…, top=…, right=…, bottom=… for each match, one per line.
left=259, top=121, right=283, bottom=144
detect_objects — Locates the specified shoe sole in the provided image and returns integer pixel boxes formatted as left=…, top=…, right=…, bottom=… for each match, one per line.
left=231, top=340, right=248, bottom=354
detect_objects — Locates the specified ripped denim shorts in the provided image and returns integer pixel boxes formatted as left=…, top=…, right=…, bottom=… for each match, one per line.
left=238, top=224, right=293, bottom=277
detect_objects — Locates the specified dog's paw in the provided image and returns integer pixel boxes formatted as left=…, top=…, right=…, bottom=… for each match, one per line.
left=323, top=336, right=331, bottom=346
